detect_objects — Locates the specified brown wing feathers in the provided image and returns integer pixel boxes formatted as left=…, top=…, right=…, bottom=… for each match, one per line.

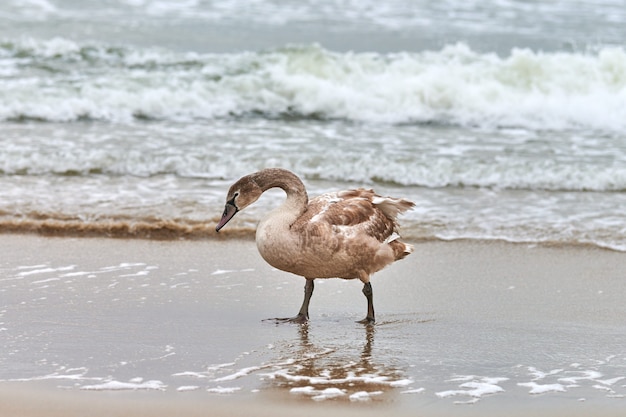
left=294, top=188, right=408, bottom=244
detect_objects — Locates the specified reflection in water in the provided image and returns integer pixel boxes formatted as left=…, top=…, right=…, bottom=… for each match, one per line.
left=263, top=324, right=413, bottom=401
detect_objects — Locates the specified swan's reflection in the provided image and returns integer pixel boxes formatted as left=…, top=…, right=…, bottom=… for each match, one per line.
left=263, top=324, right=411, bottom=401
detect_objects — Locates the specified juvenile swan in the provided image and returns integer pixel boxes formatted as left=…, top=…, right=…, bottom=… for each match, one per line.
left=216, top=168, right=414, bottom=324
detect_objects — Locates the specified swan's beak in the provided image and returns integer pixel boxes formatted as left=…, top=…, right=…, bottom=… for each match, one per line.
left=215, top=203, right=238, bottom=232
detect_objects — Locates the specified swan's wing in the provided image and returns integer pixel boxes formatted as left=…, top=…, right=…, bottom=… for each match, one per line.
left=293, top=189, right=413, bottom=243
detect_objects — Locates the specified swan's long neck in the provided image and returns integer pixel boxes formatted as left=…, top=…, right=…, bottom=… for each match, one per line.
left=253, top=169, right=308, bottom=271
left=253, top=168, right=309, bottom=224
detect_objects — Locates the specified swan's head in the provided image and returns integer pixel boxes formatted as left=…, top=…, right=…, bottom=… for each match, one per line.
left=215, top=175, right=263, bottom=232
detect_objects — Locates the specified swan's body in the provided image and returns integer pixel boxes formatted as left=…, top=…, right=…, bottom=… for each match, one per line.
left=216, top=168, right=414, bottom=324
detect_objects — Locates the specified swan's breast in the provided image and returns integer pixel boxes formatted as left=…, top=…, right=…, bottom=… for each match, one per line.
left=255, top=213, right=301, bottom=273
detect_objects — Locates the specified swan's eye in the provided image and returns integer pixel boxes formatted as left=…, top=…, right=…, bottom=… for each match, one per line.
left=227, top=192, right=239, bottom=207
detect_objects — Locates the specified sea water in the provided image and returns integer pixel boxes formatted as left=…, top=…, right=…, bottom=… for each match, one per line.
left=1, top=0, right=626, bottom=250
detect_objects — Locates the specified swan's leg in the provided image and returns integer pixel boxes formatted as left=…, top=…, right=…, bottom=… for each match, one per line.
left=357, top=282, right=375, bottom=324
left=270, top=278, right=314, bottom=324
left=297, top=278, right=315, bottom=320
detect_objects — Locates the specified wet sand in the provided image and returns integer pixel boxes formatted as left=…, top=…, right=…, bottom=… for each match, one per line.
left=1, top=235, right=625, bottom=416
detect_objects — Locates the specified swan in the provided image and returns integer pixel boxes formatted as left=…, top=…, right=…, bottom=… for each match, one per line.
left=215, top=168, right=414, bottom=324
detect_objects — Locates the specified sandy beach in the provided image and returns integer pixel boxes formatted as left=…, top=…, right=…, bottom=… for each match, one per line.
left=3, top=1, right=626, bottom=416
left=1, top=234, right=625, bottom=416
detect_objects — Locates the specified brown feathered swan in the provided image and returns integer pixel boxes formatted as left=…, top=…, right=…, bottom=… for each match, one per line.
left=215, top=168, right=414, bottom=324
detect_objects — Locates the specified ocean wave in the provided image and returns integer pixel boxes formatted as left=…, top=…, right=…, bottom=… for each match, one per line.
left=1, top=214, right=624, bottom=252
left=2, top=39, right=626, bottom=131
left=0, top=132, right=626, bottom=192
left=1, top=173, right=624, bottom=251
left=0, top=216, right=253, bottom=240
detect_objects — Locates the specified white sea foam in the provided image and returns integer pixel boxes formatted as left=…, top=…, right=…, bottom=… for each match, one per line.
left=349, top=391, right=383, bottom=401
left=558, top=370, right=604, bottom=385
left=177, top=385, right=200, bottom=392
left=173, top=344, right=411, bottom=402
left=401, top=388, right=425, bottom=394
left=436, top=376, right=508, bottom=402
left=514, top=363, right=626, bottom=399
left=211, top=268, right=255, bottom=276
left=268, top=368, right=412, bottom=388
left=18, top=265, right=75, bottom=277
left=518, top=382, right=567, bottom=394
left=80, top=379, right=166, bottom=391
left=213, top=366, right=267, bottom=382
left=7, top=367, right=96, bottom=383
left=526, top=367, right=565, bottom=380
left=30, top=278, right=60, bottom=285
left=597, top=377, right=625, bottom=386
left=207, top=386, right=241, bottom=394
left=290, top=386, right=347, bottom=401
left=2, top=39, right=625, bottom=133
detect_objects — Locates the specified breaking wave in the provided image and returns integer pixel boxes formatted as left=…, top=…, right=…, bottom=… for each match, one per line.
left=2, top=38, right=626, bottom=131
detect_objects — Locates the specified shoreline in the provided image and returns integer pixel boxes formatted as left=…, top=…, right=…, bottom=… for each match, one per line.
left=2, top=381, right=625, bottom=417
left=1, top=235, right=625, bottom=416
left=0, top=226, right=623, bottom=254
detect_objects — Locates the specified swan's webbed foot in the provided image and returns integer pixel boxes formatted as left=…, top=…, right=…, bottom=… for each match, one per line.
left=356, top=316, right=375, bottom=325
left=266, top=313, right=308, bottom=325
left=264, top=279, right=314, bottom=325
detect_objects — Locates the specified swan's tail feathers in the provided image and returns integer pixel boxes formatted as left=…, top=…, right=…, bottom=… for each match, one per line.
left=372, top=196, right=415, bottom=222
left=389, top=239, right=414, bottom=261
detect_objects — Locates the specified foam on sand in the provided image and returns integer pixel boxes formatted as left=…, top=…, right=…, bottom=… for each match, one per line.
left=517, top=382, right=567, bottom=395
left=436, top=376, right=508, bottom=404
left=80, top=378, right=166, bottom=391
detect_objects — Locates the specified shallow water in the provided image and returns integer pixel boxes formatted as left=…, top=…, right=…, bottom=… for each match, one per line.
left=2, top=237, right=625, bottom=408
